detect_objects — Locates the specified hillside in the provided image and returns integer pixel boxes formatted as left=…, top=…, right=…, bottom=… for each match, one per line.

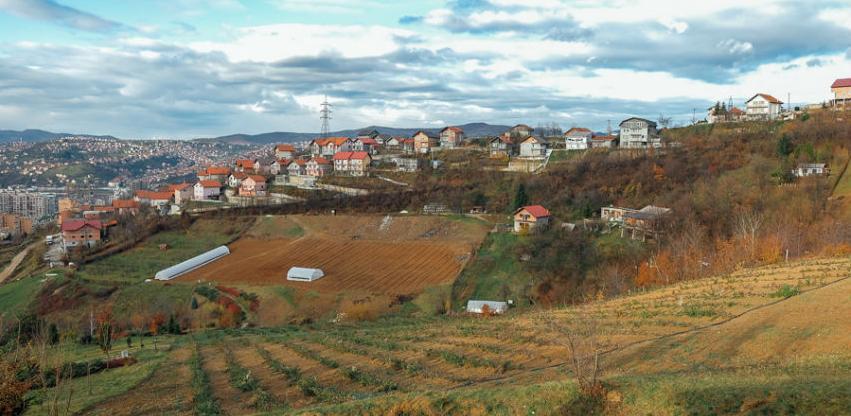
left=9, top=256, right=849, bottom=415
left=0, top=129, right=72, bottom=143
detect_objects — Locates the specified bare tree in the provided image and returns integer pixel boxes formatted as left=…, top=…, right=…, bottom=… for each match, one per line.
left=657, top=114, right=672, bottom=129
left=736, top=210, right=764, bottom=260
left=542, top=307, right=606, bottom=398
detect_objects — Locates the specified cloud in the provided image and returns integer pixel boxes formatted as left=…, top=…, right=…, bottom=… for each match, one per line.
left=0, top=0, right=125, bottom=32
left=399, top=15, right=423, bottom=25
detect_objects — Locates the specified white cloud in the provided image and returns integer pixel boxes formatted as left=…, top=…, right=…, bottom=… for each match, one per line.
left=718, top=39, right=754, bottom=55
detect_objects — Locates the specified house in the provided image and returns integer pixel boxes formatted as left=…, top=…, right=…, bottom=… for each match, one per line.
left=513, top=205, right=551, bottom=233
left=793, top=163, right=828, bottom=177
left=392, top=157, right=420, bottom=172
left=622, top=205, right=671, bottom=241
left=383, top=136, right=403, bottom=153
left=194, top=180, right=222, bottom=201
left=412, top=131, right=439, bottom=154
left=618, top=117, right=660, bottom=148
left=488, top=136, right=517, bottom=158
left=333, top=151, right=371, bottom=176
left=502, top=124, right=534, bottom=142
left=306, top=157, right=331, bottom=177
left=61, top=219, right=102, bottom=249
left=269, top=159, right=290, bottom=176
left=400, top=138, right=415, bottom=154
left=287, top=159, right=308, bottom=176
left=831, top=78, right=851, bottom=106
left=239, top=175, right=267, bottom=196
left=519, top=136, right=548, bottom=158
left=0, top=214, right=33, bottom=237
left=235, top=159, right=259, bottom=173
left=601, top=206, right=637, bottom=224
left=111, top=199, right=140, bottom=215
left=134, top=190, right=173, bottom=208
left=228, top=172, right=248, bottom=188
left=165, top=183, right=193, bottom=205
left=564, top=127, right=593, bottom=150
left=356, top=129, right=379, bottom=140
left=745, top=93, right=783, bottom=120
left=198, top=167, right=231, bottom=182
left=274, top=144, right=296, bottom=159
left=439, top=126, right=465, bottom=148
left=310, top=137, right=352, bottom=156
left=352, top=137, right=379, bottom=154
left=591, top=135, right=617, bottom=148
left=466, top=300, right=509, bottom=315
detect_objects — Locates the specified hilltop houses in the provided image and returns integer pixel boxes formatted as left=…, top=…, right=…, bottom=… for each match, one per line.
left=832, top=78, right=851, bottom=106
left=519, top=136, right=548, bottom=158
left=311, top=137, right=352, bottom=156
left=745, top=93, right=783, bottom=120
left=61, top=219, right=102, bottom=249
left=239, top=175, right=267, bottom=197
left=275, top=144, right=295, bottom=159
left=564, top=127, right=593, bottom=150
left=166, top=183, right=193, bottom=205
left=619, top=117, right=661, bottom=148
left=591, top=134, right=617, bottom=148
left=489, top=136, right=517, bottom=158
left=198, top=167, right=231, bottom=183
left=194, top=180, right=222, bottom=201
left=439, top=126, right=465, bottom=148
left=287, top=159, right=308, bottom=176
left=502, top=124, right=534, bottom=141
left=306, top=157, right=331, bottom=177
left=413, top=131, right=439, bottom=154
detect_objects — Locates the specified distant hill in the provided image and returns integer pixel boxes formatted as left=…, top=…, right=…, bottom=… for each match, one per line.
left=0, top=129, right=71, bottom=143
left=197, top=122, right=513, bottom=145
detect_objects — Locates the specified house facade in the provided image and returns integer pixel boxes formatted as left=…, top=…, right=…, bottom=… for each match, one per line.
left=333, top=151, right=371, bottom=176
left=275, top=144, right=295, bottom=159
left=745, top=93, right=783, bottom=120
left=489, top=136, right=517, bottom=157
left=793, top=163, right=828, bottom=177
left=198, top=167, right=231, bottom=183
left=519, top=136, right=548, bottom=158
left=228, top=172, right=248, bottom=188
left=412, top=131, right=439, bottom=154
left=832, top=78, right=851, bottom=106
left=287, top=159, right=308, bottom=176
left=564, top=127, right=593, bottom=150
left=166, top=184, right=193, bottom=205
left=351, top=137, right=378, bottom=154
left=61, top=219, right=102, bottom=248
left=306, top=157, right=331, bottom=177
left=513, top=205, right=551, bottom=233
left=618, top=117, right=660, bottom=148
left=502, top=124, right=534, bottom=142
left=239, top=175, right=267, bottom=196
left=439, top=126, right=465, bottom=148
left=310, top=137, right=352, bottom=156
left=194, top=181, right=222, bottom=201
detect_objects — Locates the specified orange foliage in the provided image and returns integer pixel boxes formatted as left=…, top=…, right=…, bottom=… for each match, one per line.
left=634, top=261, right=656, bottom=287
left=757, top=234, right=783, bottom=263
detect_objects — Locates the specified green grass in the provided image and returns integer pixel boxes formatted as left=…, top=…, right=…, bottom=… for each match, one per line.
left=770, top=284, right=800, bottom=299
left=76, top=222, right=234, bottom=283
left=0, top=276, right=44, bottom=319
left=24, top=356, right=164, bottom=415
left=452, top=232, right=532, bottom=309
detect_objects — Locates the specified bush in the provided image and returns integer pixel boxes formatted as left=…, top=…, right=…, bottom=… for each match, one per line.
left=297, top=376, right=322, bottom=397
left=771, top=285, right=800, bottom=299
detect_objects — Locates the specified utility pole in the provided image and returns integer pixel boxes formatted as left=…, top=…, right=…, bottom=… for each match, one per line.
left=606, top=120, right=612, bottom=135
left=320, top=96, right=332, bottom=138
left=692, top=108, right=696, bottom=124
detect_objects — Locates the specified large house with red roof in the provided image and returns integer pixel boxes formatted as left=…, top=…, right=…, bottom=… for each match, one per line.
left=310, top=137, right=352, bottom=156
left=287, top=159, right=308, bottom=176
left=239, top=175, right=267, bottom=197
left=234, top=159, right=259, bottom=173
left=413, top=131, right=439, bottom=154
left=564, top=127, right=593, bottom=150
left=439, top=126, right=465, bottom=148
left=351, top=137, right=379, bottom=154
left=513, top=205, right=551, bottom=233
left=745, top=93, right=784, bottom=120
left=61, top=219, right=102, bottom=248
left=198, top=167, right=231, bottom=182
left=111, top=199, right=140, bottom=215
left=333, top=151, right=371, bottom=176
left=274, top=144, right=295, bottom=159
left=832, top=78, right=851, bottom=106
left=134, top=190, right=173, bottom=208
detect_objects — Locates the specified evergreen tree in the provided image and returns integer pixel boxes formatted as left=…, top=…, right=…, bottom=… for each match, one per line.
left=776, top=134, right=794, bottom=157
left=513, top=183, right=529, bottom=210
left=48, top=323, right=59, bottom=345
left=191, top=297, right=199, bottom=310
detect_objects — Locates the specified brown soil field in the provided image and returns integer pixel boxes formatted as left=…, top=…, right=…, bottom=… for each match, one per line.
left=178, top=215, right=490, bottom=295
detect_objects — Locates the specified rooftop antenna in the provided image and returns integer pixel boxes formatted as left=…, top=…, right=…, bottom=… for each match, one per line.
left=320, top=95, right=332, bottom=138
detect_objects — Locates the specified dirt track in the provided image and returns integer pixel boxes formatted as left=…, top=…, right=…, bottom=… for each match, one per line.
left=0, top=242, right=36, bottom=283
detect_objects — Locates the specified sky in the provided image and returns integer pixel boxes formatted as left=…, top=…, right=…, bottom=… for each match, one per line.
left=0, top=0, right=850, bottom=138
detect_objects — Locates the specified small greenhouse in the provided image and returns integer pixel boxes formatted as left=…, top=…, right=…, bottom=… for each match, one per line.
left=287, top=267, right=325, bottom=282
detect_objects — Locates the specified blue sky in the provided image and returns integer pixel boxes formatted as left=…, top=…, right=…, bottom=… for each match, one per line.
left=1, top=0, right=850, bottom=138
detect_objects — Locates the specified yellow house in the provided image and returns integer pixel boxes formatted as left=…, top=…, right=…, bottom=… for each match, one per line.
left=412, top=131, right=438, bottom=154
left=832, top=78, right=851, bottom=106
left=513, top=205, right=551, bottom=233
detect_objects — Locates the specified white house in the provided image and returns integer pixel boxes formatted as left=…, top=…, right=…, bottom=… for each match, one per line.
left=228, top=172, right=248, bottom=188
left=239, top=175, right=267, bottom=197
left=564, top=127, right=593, bottom=150
left=194, top=180, right=221, bottom=201
left=466, top=300, right=508, bottom=315
left=306, top=157, right=331, bottom=177
left=618, top=117, right=660, bottom=148
left=745, top=93, right=783, bottom=120
left=333, top=151, right=371, bottom=176
left=793, top=163, right=828, bottom=177
left=275, top=144, right=295, bottom=159
left=519, top=136, right=548, bottom=158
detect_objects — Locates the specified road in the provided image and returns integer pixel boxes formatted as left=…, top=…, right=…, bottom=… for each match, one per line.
left=0, top=242, right=37, bottom=283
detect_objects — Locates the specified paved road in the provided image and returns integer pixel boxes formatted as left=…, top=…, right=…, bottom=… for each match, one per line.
left=0, top=242, right=37, bottom=283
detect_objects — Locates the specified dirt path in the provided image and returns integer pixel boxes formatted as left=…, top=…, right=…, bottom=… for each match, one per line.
left=0, top=242, right=37, bottom=283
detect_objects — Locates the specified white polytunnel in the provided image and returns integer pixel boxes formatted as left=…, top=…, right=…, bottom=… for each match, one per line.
left=154, top=245, right=230, bottom=281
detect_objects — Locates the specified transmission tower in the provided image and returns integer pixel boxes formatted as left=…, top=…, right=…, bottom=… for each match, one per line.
left=320, top=95, right=332, bottom=138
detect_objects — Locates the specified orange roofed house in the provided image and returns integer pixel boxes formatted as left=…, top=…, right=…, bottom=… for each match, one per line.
left=198, top=166, right=231, bottom=182
left=832, top=78, right=851, bottom=106
left=514, top=205, right=551, bottom=233
left=333, top=152, right=371, bottom=176
left=275, top=144, right=296, bottom=159
left=239, top=175, right=267, bottom=197
left=194, top=180, right=222, bottom=201
left=61, top=219, right=102, bottom=249
left=310, top=137, right=352, bottom=157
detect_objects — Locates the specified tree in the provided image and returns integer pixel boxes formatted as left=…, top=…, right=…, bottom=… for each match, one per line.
left=190, top=297, right=199, bottom=310
left=48, top=323, right=59, bottom=345
left=658, top=114, right=672, bottom=129
left=513, top=183, right=529, bottom=210
left=542, top=308, right=606, bottom=400
left=776, top=134, right=794, bottom=157
left=96, top=310, right=114, bottom=366
left=149, top=313, right=165, bottom=351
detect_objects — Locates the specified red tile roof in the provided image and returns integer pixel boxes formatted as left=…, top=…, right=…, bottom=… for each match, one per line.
left=235, top=159, right=256, bottom=169
left=592, top=135, right=617, bottom=141
left=231, top=172, right=248, bottom=179
left=275, top=144, right=295, bottom=152
left=165, top=183, right=192, bottom=192
left=358, top=138, right=378, bottom=145
left=111, top=199, right=139, bottom=209
left=516, top=205, right=551, bottom=218
left=832, top=78, right=851, bottom=88
left=311, top=157, right=330, bottom=164
left=198, top=180, right=221, bottom=188
left=333, top=151, right=370, bottom=161
left=314, top=137, right=350, bottom=146
left=289, top=159, right=307, bottom=166
left=202, top=167, right=231, bottom=176
left=442, top=126, right=464, bottom=133
left=747, top=93, right=783, bottom=104
left=565, top=127, right=592, bottom=135
left=135, top=190, right=173, bottom=201
left=61, top=219, right=102, bottom=232
left=246, top=175, right=267, bottom=183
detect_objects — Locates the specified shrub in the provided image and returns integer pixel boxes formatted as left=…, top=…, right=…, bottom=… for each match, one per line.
left=771, top=284, right=800, bottom=299
left=681, top=306, right=717, bottom=318
left=297, top=376, right=322, bottom=397
left=189, top=345, right=221, bottom=415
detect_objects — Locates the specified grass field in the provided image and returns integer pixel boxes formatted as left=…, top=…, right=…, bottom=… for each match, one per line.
left=76, top=219, right=246, bottom=283
left=452, top=232, right=533, bottom=308
left=50, top=255, right=850, bottom=415
left=0, top=274, right=45, bottom=319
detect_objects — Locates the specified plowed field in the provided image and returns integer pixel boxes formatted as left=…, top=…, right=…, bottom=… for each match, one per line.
left=178, top=215, right=490, bottom=295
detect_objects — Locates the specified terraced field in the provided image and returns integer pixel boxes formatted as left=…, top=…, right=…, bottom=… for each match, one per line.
left=95, top=255, right=851, bottom=414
